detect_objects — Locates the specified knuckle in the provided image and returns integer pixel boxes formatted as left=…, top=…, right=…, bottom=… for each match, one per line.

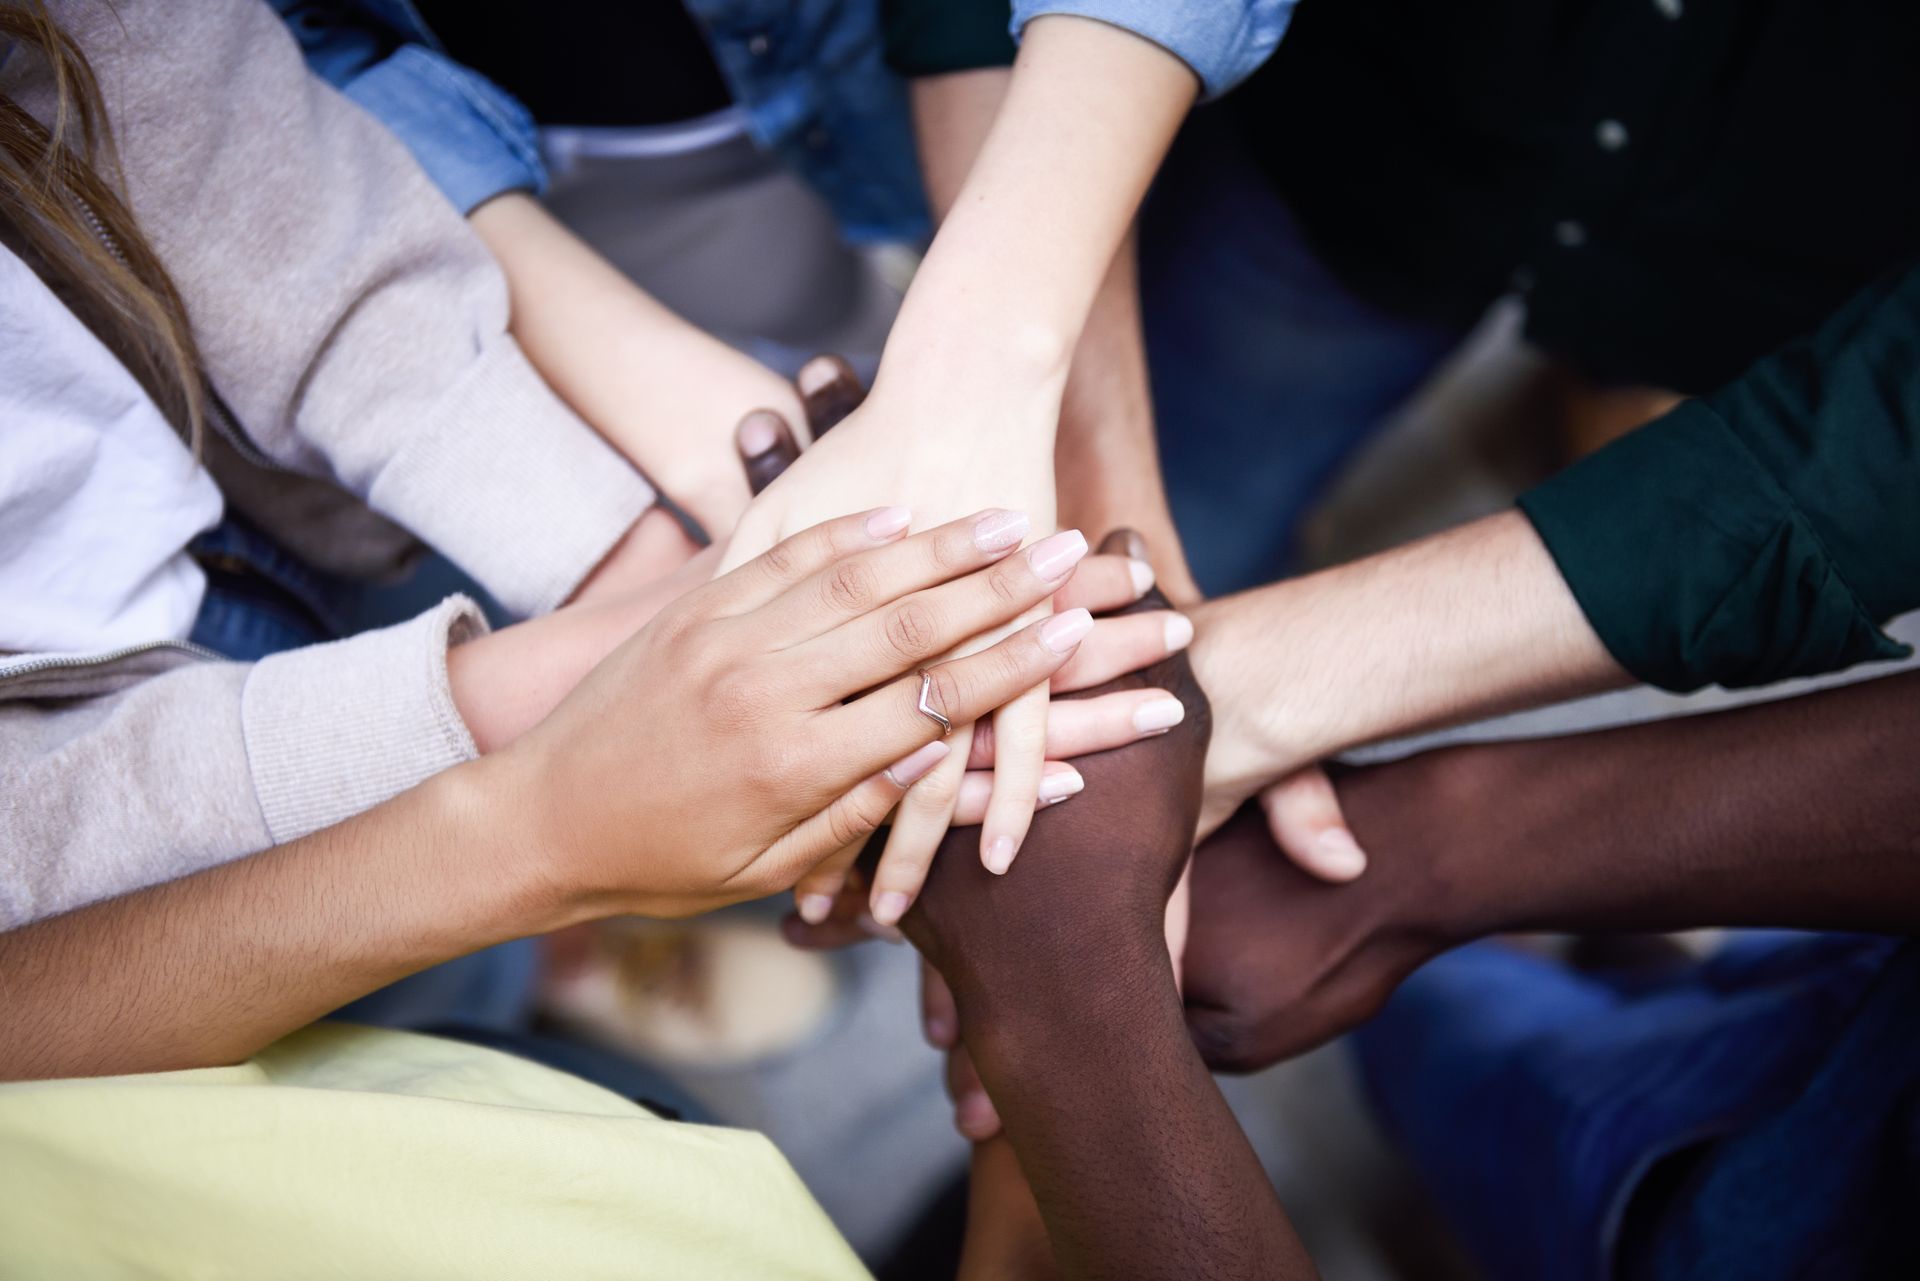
left=883, top=599, right=940, bottom=662
left=984, top=560, right=1025, bottom=606
left=707, top=666, right=773, bottom=733
left=904, top=761, right=960, bottom=808
left=920, top=664, right=966, bottom=729
left=826, top=795, right=884, bottom=850
left=760, top=536, right=800, bottom=581
left=995, top=716, right=1048, bottom=758
left=930, top=528, right=977, bottom=573
left=822, top=559, right=876, bottom=613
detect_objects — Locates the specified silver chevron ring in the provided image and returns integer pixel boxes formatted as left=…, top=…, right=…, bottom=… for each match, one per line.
left=915, top=669, right=953, bottom=737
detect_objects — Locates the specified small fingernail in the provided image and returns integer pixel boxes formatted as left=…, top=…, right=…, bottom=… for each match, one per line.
left=1038, top=607, right=1094, bottom=654
left=797, top=894, right=834, bottom=925
left=858, top=911, right=906, bottom=943
left=956, top=1093, right=999, bottom=1138
left=1315, top=829, right=1369, bottom=879
left=865, top=506, right=912, bottom=540
left=1027, top=529, right=1089, bottom=582
left=884, top=739, right=950, bottom=788
left=972, top=508, right=1031, bottom=553
left=737, top=410, right=783, bottom=458
left=1163, top=612, right=1195, bottom=652
left=871, top=891, right=912, bottom=927
left=984, top=835, right=1018, bottom=875
left=1128, top=558, right=1155, bottom=597
left=798, top=356, right=847, bottom=396
left=1133, top=696, right=1185, bottom=734
left=1037, top=767, right=1084, bottom=803
left=925, top=1014, right=955, bottom=1046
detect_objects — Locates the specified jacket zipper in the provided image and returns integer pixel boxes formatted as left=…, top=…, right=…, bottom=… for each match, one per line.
left=78, top=197, right=288, bottom=473
left=0, top=638, right=220, bottom=683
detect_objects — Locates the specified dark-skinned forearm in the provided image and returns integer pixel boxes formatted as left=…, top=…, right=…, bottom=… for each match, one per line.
left=958, top=943, right=1314, bottom=1281
left=0, top=756, right=558, bottom=1081
left=1352, top=669, right=1920, bottom=942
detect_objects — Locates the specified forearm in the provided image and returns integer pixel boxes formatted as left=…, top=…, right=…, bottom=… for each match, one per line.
left=879, top=17, right=1194, bottom=412
left=1367, top=669, right=1920, bottom=941
left=0, top=757, right=559, bottom=1081
left=909, top=71, right=1197, bottom=603
left=470, top=195, right=802, bottom=504
left=960, top=944, right=1312, bottom=1280
left=1197, top=508, right=1628, bottom=815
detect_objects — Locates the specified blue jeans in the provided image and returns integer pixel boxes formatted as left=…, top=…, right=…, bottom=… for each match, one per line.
left=1138, top=108, right=1466, bottom=596
left=1354, top=934, right=1920, bottom=1281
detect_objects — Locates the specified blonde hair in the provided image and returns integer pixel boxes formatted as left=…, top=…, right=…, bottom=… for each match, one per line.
left=0, top=0, right=204, bottom=445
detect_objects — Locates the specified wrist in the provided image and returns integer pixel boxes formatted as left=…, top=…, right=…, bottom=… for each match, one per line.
left=429, top=750, right=589, bottom=939
left=948, top=922, right=1170, bottom=1058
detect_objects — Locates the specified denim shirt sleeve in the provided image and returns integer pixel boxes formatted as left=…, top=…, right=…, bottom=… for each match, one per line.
left=271, top=1, right=545, bottom=214
left=1010, top=0, right=1296, bottom=98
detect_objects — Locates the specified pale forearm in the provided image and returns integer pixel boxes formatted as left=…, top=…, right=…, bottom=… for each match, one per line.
left=470, top=193, right=801, bottom=523
left=909, top=68, right=1196, bottom=603
left=956, top=1138, right=1060, bottom=1281
left=0, top=758, right=554, bottom=1081
left=880, top=17, right=1194, bottom=406
left=1197, top=509, right=1627, bottom=818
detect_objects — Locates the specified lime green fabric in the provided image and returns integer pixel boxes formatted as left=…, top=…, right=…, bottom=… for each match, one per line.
left=0, top=1023, right=871, bottom=1280
left=1519, top=264, right=1920, bottom=692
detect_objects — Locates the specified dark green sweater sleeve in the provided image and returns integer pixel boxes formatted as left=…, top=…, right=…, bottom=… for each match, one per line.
left=1518, top=264, right=1920, bottom=692
left=882, top=0, right=1016, bottom=78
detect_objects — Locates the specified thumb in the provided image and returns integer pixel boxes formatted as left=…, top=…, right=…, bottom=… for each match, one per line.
left=1259, top=766, right=1368, bottom=882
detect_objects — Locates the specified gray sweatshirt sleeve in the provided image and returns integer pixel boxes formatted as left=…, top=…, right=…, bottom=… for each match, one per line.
left=0, top=599, right=486, bottom=930
left=13, top=0, right=653, bottom=618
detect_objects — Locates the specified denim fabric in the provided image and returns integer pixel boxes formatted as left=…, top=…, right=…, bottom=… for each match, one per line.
left=1137, top=108, right=1464, bottom=595
left=1353, top=934, right=1918, bottom=1281
left=1012, top=0, right=1295, bottom=98
left=273, top=1, right=544, bottom=213
left=274, top=0, right=928, bottom=242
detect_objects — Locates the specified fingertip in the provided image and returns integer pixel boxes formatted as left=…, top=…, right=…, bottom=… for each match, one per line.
left=1128, top=557, right=1156, bottom=597
left=736, top=409, right=787, bottom=458
left=983, top=835, right=1018, bottom=875
left=1037, top=607, right=1094, bottom=655
left=797, top=893, right=835, bottom=925
left=1163, top=611, right=1195, bottom=652
left=1036, top=762, right=1084, bottom=805
left=870, top=891, right=913, bottom=929
left=1310, top=828, right=1369, bottom=881
left=798, top=353, right=855, bottom=398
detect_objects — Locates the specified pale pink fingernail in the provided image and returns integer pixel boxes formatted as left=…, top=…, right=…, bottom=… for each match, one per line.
left=858, top=911, right=905, bottom=942
left=925, top=1012, right=955, bottom=1046
left=984, top=836, right=1018, bottom=875
left=1027, top=529, right=1089, bottom=582
left=956, top=1092, right=1000, bottom=1139
left=872, top=891, right=912, bottom=927
left=1037, top=766, right=1084, bottom=803
left=1133, top=697, right=1185, bottom=734
left=972, top=508, right=1030, bottom=553
left=1164, top=612, right=1195, bottom=652
left=1129, top=558, right=1155, bottom=596
left=1315, top=829, right=1368, bottom=880
left=737, top=410, right=783, bottom=458
left=797, top=894, right=834, bottom=925
left=865, top=506, right=911, bottom=540
left=1038, top=607, right=1094, bottom=654
left=884, top=739, right=950, bottom=788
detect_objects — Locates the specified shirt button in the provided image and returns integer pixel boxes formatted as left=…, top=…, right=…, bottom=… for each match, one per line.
left=1653, top=0, right=1682, bottom=18
left=1554, top=220, right=1588, bottom=248
left=747, top=33, right=771, bottom=57
left=1596, top=119, right=1630, bottom=151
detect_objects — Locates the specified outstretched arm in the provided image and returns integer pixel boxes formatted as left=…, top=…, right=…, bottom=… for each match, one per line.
left=891, top=575, right=1316, bottom=1279
left=1184, top=667, right=1920, bottom=1073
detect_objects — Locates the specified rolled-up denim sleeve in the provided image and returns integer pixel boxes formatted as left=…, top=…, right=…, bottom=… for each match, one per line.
left=1010, top=0, right=1295, bottom=97
left=1518, top=264, right=1920, bottom=692
left=273, top=2, right=545, bottom=214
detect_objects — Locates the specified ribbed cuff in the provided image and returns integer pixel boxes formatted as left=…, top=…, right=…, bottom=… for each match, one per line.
left=242, top=595, right=486, bottom=844
left=1517, top=400, right=1909, bottom=692
left=367, top=337, right=656, bottom=619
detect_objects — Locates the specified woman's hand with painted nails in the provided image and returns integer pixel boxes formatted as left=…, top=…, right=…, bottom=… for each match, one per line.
left=785, top=542, right=1196, bottom=927
left=497, top=507, right=1097, bottom=921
